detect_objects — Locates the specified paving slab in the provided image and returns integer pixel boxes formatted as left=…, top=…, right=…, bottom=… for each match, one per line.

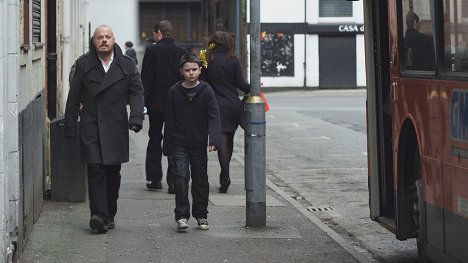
left=19, top=120, right=364, bottom=263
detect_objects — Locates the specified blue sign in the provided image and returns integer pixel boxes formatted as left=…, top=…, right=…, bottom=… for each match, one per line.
left=451, top=90, right=468, bottom=142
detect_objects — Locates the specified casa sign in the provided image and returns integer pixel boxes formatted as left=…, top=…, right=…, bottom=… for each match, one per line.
left=338, top=24, right=365, bottom=32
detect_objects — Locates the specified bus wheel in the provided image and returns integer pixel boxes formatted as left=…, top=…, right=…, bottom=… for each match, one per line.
left=412, top=150, right=427, bottom=262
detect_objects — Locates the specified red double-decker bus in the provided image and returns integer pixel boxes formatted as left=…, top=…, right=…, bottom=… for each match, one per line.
left=364, top=0, right=468, bottom=262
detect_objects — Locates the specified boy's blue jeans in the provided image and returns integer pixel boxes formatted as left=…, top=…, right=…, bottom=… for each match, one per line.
left=172, top=145, right=209, bottom=221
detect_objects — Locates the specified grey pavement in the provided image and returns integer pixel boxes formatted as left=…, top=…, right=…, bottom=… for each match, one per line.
left=20, top=118, right=365, bottom=263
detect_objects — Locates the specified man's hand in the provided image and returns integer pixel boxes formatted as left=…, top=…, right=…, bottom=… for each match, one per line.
left=129, top=124, right=142, bottom=133
left=208, top=145, right=217, bottom=152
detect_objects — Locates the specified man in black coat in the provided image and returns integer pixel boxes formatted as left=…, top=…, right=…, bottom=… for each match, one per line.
left=141, top=20, right=188, bottom=193
left=65, top=25, right=144, bottom=234
left=403, top=11, right=435, bottom=71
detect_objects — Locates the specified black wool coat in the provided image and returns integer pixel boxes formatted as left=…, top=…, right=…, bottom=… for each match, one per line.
left=141, top=37, right=188, bottom=111
left=403, top=28, right=435, bottom=70
left=65, top=43, right=144, bottom=165
left=201, top=47, right=250, bottom=132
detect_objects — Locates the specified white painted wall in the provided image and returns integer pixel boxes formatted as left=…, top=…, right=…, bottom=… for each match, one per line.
left=306, top=34, right=319, bottom=87
left=0, top=1, right=7, bottom=259
left=87, top=0, right=139, bottom=52
left=356, top=34, right=367, bottom=87
left=61, top=0, right=90, bottom=114
left=0, top=0, right=20, bottom=261
left=1, top=0, right=90, bottom=260
left=258, top=0, right=305, bottom=23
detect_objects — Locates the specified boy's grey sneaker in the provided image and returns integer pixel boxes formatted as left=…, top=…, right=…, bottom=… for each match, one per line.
left=177, top=218, right=189, bottom=232
left=197, top=218, right=209, bottom=230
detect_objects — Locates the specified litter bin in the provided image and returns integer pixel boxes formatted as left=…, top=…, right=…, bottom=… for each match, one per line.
left=50, top=116, right=87, bottom=202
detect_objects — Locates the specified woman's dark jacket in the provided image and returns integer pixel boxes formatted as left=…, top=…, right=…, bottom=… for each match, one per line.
left=201, top=46, right=250, bottom=132
left=141, top=37, right=188, bottom=111
left=65, top=43, right=144, bottom=165
left=163, top=80, right=221, bottom=156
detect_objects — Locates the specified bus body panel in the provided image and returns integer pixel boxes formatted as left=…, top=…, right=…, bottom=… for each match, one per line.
left=366, top=0, right=468, bottom=261
left=442, top=84, right=468, bottom=261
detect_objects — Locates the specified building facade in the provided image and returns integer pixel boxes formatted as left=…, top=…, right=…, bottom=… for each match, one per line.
left=0, top=1, right=88, bottom=261
left=87, top=0, right=242, bottom=65
left=247, top=0, right=366, bottom=89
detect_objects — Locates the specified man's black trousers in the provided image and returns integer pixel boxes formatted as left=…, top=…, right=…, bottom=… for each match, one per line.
left=87, top=164, right=121, bottom=222
left=146, top=110, right=173, bottom=187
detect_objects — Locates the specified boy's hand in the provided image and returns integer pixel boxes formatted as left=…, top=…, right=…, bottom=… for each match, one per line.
left=129, top=124, right=142, bottom=133
left=208, top=145, right=217, bottom=152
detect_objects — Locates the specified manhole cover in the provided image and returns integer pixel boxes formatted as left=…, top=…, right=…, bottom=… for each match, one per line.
left=307, top=206, right=335, bottom=212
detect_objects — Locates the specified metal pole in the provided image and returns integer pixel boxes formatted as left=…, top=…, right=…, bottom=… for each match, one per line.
left=245, top=0, right=265, bottom=228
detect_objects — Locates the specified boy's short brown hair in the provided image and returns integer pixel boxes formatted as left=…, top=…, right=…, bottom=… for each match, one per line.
left=180, top=53, right=201, bottom=68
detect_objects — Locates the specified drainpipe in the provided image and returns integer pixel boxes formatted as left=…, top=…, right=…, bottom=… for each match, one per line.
left=47, top=0, right=57, bottom=120
left=62, top=0, right=72, bottom=114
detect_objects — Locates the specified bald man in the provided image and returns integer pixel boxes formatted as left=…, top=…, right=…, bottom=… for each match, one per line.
left=65, top=25, right=144, bottom=234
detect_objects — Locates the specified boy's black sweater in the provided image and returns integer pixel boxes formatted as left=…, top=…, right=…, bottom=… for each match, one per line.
left=163, top=80, right=221, bottom=156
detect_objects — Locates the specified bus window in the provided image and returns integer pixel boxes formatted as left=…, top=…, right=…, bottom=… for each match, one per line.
left=444, top=0, right=468, bottom=73
left=401, top=0, right=435, bottom=71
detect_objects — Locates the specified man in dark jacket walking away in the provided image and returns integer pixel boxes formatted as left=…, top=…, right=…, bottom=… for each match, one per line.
left=65, top=25, right=144, bottom=234
left=124, top=41, right=138, bottom=65
left=141, top=20, right=188, bottom=193
left=403, top=11, right=435, bottom=70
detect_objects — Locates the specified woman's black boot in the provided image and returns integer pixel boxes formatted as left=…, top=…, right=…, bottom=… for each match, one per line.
left=219, top=177, right=231, bottom=193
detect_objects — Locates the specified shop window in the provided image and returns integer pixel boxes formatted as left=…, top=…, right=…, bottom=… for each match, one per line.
left=319, top=0, right=353, bottom=17
left=261, top=31, right=294, bottom=77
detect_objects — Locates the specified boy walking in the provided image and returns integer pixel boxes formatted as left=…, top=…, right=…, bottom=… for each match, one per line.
left=163, top=53, right=221, bottom=231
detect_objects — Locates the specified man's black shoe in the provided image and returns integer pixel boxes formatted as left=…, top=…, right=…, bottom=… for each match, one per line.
left=107, top=220, right=115, bottom=229
left=168, top=185, right=175, bottom=194
left=146, top=181, right=163, bottom=191
left=89, top=215, right=108, bottom=234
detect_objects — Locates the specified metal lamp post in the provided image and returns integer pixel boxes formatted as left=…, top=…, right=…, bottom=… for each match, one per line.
left=244, top=0, right=266, bottom=228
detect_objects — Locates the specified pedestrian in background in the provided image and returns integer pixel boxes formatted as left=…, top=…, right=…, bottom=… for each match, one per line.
left=200, top=31, right=250, bottom=193
left=124, top=41, right=138, bottom=65
left=163, top=53, right=221, bottom=231
left=403, top=11, right=435, bottom=70
left=141, top=20, right=188, bottom=193
left=65, top=25, right=144, bottom=234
